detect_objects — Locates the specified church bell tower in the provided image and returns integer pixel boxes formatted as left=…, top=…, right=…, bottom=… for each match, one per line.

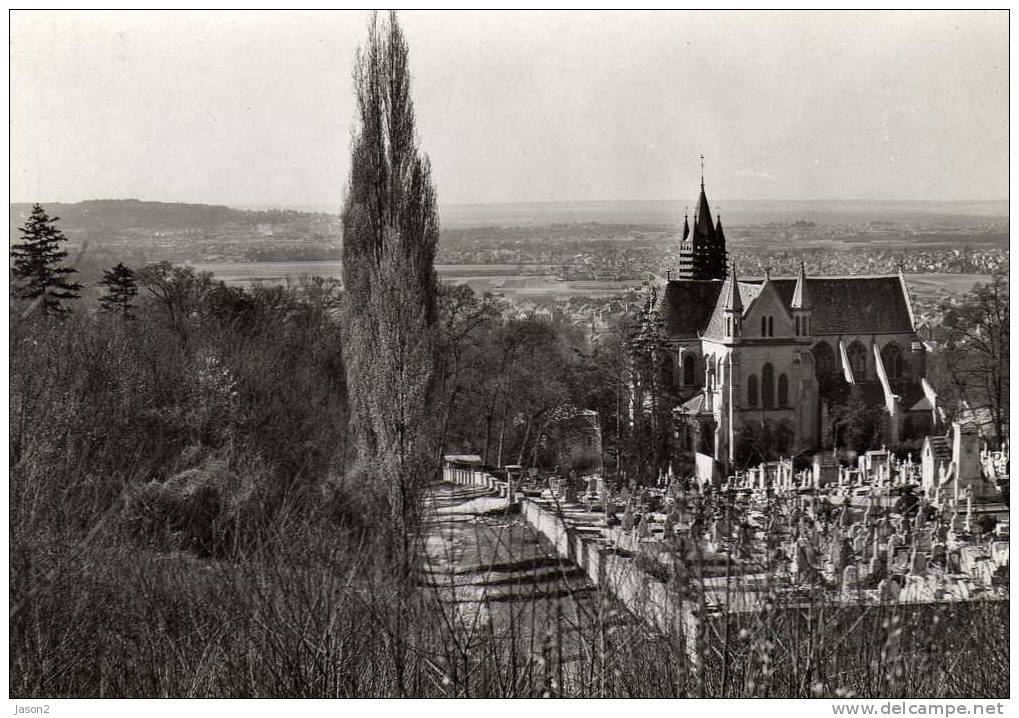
left=677, top=162, right=728, bottom=280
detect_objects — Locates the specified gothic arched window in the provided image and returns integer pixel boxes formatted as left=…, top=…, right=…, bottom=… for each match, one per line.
left=762, top=362, right=775, bottom=408
left=812, top=341, right=836, bottom=377
left=683, top=354, right=695, bottom=386
left=778, top=373, right=789, bottom=406
left=881, top=342, right=906, bottom=380
left=747, top=374, right=759, bottom=407
left=768, top=316, right=774, bottom=337
left=846, top=341, right=868, bottom=380
left=795, top=316, right=801, bottom=335
left=761, top=316, right=767, bottom=337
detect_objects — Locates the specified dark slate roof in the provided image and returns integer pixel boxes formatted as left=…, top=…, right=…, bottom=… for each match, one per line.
left=899, top=382, right=931, bottom=412
left=677, top=393, right=706, bottom=415
left=662, top=274, right=915, bottom=339
left=908, top=395, right=934, bottom=412
left=752, top=276, right=914, bottom=335
left=661, top=280, right=723, bottom=338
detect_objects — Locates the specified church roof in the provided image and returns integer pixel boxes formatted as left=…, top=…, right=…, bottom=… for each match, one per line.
left=661, top=280, right=722, bottom=337
left=756, top=276, right=914, bottom=335
left=702, top=277, right=764, bottom=339
left=676, top=393, right=706, bottom=415
left=900, top=382, right=933, bottom=412
left=662, top=274, right=914, bottom=339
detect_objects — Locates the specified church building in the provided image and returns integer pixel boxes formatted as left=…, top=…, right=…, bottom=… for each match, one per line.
left=658, top=178, right=941, bottom=477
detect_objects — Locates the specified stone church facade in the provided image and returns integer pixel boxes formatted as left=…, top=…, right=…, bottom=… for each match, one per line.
left=658, top=180, right=940, bottom=476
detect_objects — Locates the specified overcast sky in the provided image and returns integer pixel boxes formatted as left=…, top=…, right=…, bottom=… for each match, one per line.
left=10, top=10, right=1008, bottom=208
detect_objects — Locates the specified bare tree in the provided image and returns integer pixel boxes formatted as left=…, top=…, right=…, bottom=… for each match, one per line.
left=935, top=271, right=1009, bottom=447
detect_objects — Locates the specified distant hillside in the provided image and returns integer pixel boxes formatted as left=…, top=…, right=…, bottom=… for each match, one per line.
left=8, top=197, right=1008, bottom=268
left=9, top=199, right=334, bottom=235
left=9, top=199, right=342, bottom=265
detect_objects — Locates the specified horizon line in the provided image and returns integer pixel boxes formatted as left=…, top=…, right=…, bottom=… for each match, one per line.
left=8, top=196, right=1011, bottom=209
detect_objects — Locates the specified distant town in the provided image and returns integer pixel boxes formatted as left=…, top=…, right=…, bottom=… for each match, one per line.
left=9, top=197, right=1008, bottom=348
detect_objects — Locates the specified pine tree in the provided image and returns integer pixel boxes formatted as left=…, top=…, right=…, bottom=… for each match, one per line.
left=341, top=12, right=440, bottom=563
left=98, top=262, right=138, bottom=319
left=10, top=204, right=82, bottom=316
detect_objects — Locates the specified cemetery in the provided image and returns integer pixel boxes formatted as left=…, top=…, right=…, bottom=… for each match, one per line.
left=442, top=421, right=1009, bottom=647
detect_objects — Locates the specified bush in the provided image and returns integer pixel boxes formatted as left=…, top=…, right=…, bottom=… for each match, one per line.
left=121, top=455, right=259, bottom=556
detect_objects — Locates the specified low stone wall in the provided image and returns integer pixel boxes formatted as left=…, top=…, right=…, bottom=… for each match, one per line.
left=444, top=467, right=701, bottom=666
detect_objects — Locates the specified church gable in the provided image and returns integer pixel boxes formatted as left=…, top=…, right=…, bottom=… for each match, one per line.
left=742, top=281, right=794, bottom=338
left=702, top=280, right=762, bottom=338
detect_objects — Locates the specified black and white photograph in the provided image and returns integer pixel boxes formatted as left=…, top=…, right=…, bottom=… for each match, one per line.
left=7, top=9, right=1010, bottom=707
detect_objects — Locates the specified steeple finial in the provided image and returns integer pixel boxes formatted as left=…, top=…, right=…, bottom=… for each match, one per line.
left=700, top=154, right=705, bottom=188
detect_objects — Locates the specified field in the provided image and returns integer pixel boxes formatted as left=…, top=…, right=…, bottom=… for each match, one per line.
left=903, top=273, right=995, bottom=299
left=191, top=260, right=642, bottom=298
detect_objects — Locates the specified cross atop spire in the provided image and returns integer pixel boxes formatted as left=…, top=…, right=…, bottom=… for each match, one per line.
left=700, top=154, right=705, bottom=189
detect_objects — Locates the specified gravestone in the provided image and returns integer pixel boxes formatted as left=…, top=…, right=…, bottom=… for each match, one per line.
left=621, top=503, right=635, bottom=532
left=908, top=547, right=926, bottom=575
left=877, top=577, right=901, bottom=603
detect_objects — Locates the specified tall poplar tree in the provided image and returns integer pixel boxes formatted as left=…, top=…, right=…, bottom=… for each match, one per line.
left=341, top=12, right=440, bottom=560
left=10, top=204, right=82, bottom=316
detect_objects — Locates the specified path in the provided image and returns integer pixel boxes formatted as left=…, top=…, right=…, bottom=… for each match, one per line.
left=419, top=483, right=622, bottom=678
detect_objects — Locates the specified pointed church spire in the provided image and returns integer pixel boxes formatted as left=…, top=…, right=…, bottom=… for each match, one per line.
left=722, top=261, right=742, bottom=313
left=682, top=208, right=690, bottom=241
left=715, top=214, right=726, bottom=245
left=792, top=259, right=811, bottom=309
left=694, top=183, right=713, bottom=236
